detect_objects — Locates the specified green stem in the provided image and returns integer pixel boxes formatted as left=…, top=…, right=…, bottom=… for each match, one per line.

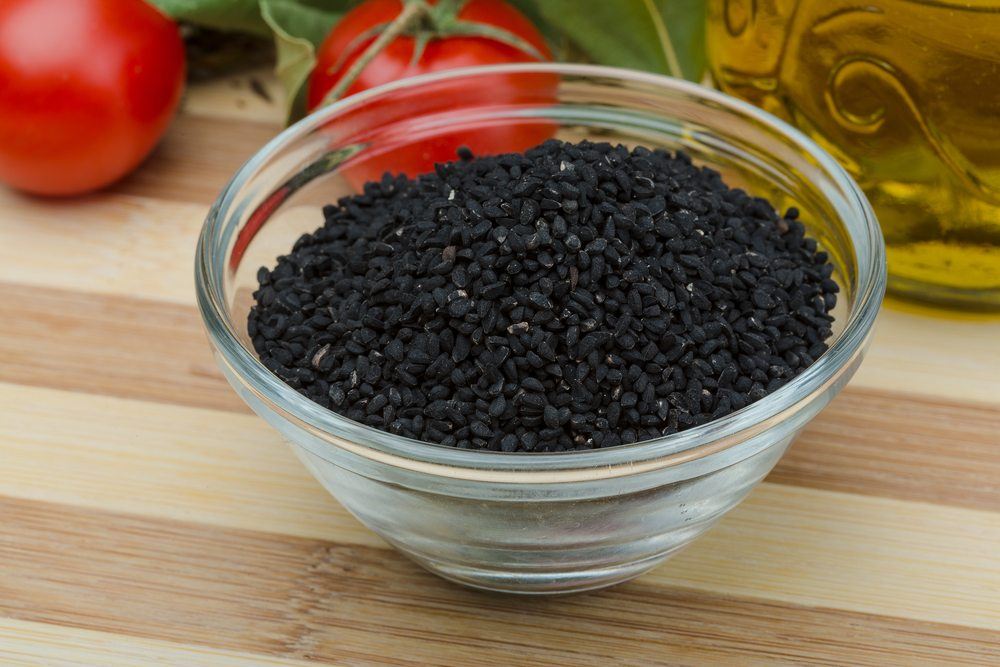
left=641, top=0, right=682, bottom=78
left=445, top=20, right=545, bottom=61
left=321, top=0, right=430, bottom=106
left=325, top=21, right=392, bottom=77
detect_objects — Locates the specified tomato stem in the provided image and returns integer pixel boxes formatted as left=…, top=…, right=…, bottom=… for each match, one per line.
left=321, top=0, right=431, bottom=105
left=444, top=20, right=545, bottom=61
left=324, top=21, right=393, bottom=77
left=318, top=0, right=546, bottom=108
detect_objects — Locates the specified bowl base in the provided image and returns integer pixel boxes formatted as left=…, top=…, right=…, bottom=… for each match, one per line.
left=401, top=546, right=685, bottom=595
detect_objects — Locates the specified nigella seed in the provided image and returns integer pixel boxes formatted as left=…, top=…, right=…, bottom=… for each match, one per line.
left=250, top=139, right=837, bottom=452
left=752, top=289, right=776, bottom=309
left=521, top=377, right=545, bottom=393
left=448, top=298, right=472, bottom=318
left=543, top=405, right=560, bottom=428
left=470, top=421, right=491, bottom=438
left=489, top=395, right=506, bottom=417
left=520, top=392, right=546, bottom=410
left=366, top=394, right=388, bottom=414
left=329, top=386, right=346, bottom=406
left=528, top=292, right=551, bottom=309
left=500, top=433, right=519, bottom=452
left=520, top=198, right=540, bottom=224
left=452, top=335, right=471, bottom=362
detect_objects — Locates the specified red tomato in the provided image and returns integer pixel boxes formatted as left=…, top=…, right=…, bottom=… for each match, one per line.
left=0, top=0, right=185, bottom=196
left=307, top=0, right=556, bottom=184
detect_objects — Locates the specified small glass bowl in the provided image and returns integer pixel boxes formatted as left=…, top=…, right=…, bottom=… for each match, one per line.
left=196, top=64, right=885, bottom=594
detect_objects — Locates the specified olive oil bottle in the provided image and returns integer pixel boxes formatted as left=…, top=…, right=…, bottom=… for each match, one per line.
left=707, top=0, right=1000, bottom=310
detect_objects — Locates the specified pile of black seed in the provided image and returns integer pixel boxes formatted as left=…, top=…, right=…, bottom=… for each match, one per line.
left=249, top=140, right=837, bottom=452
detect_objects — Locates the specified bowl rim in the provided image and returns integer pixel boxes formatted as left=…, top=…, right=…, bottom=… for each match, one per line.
left=196, top=62, right=885, bottom=477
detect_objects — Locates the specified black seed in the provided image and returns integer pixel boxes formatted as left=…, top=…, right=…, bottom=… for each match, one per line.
left=329, top=386, right=346, bottom=406
left=366, top=394, right=388, bottom=414
left=500, top=433, right=519, bottom=452
left=752, top=289, right=776, bottom=309
left=521, top=377, right=545, bottom=393
left=521, top=392, right=546, bottom=410
left=520, top=198, right=540, bottom=224
left=448, top=298, right=472, bottom=318
left=452, top=335, right=470, bottom=362
left=489, top=395, right=506, bottom=417
left=543, top=405, right=560, bottom=428
left=250, top=139, right=837, bottom=452
left=528, top=292, right=551, bottom=309
left=470, top=421, right=491, bottom=438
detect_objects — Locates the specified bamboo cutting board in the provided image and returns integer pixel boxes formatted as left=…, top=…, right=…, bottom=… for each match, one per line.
left=1, top=70, right=998, bottom=666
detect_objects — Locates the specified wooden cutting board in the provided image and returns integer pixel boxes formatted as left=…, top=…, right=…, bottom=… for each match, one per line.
left=1, top=70, right=998, bottom=666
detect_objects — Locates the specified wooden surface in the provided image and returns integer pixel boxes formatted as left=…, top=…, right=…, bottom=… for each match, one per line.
left=1, top=70, right=998, bottom=666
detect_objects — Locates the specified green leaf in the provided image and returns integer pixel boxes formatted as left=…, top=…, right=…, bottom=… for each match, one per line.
left=152, top=0, right=355, bottom=122
left=505, top=0, right=557, bottom=42
left=527, top=0, right=705, bottom=81
left=259, top=0, right=348, bottom=122
left=657, top=0, right=705, bottom=80
left=264, top=0, right=354, bottom=47
left=148, top=0, right=269, bottom=36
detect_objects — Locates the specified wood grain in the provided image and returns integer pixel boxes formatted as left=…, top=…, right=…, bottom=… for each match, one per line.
left=653, top=484, right=1000, bottom=631
left=0, top=382, right=375, bottom=546
left=3, top=382, right=998, bottom=630
left=0, top=619, right=320, bottom=667
left=2, top=496, right=997, bottom=667
left=0, top=283, right=246, bottom=413
left=774, top=389, right=1000, bottom=510
left=182, top=68, right=284, bottom=126
left=116, top=114, right=280, bottom=204
left=0, top=194, right=205, bottom=305
left=851, top=307, right=1000, bottom=404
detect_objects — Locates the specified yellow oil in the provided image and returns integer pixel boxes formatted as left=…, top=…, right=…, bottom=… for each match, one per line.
left=706, top=0, right=1000, bottom=309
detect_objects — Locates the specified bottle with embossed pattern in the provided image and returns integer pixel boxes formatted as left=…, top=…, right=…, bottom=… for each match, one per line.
left=707, top=0, right=1000, bottom=310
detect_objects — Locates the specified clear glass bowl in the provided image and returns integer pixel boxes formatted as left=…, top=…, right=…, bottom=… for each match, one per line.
left=196, top=64, right=885, bottom=594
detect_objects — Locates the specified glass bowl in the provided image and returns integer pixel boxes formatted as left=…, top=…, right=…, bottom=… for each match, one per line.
left=196, top=63, right=885, bottom=594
